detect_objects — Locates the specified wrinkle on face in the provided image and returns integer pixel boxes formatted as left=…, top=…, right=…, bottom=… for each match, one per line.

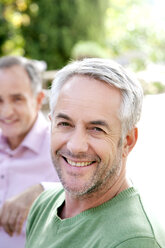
left=50, top=75, right=125, bottom=197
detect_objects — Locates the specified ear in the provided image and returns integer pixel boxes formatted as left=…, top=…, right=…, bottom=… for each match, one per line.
left=122, top=127, right=138, bottom=158
left=36, top=91, right=45, bottom=110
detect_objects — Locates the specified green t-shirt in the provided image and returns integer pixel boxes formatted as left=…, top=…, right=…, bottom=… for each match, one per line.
left=26, top=186, right=165, bottom=248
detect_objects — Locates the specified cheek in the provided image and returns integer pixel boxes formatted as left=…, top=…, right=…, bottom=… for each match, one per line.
left=14, top=103, right=29, bottom=113
left=93, top=137, right=120, bottom=161
left=51, top=130, right=67, bottom=151
left=100, top=135, right=119, bottom=150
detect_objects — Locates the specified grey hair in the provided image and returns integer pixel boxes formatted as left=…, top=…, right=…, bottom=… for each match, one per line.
left=0, top=56, right=42, bottom=94
left=50, top=58, right=143, bottom=136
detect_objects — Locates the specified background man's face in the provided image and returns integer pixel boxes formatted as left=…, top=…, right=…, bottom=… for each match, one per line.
left=0, top=65, right=40, bottom=149
left=51, top=75, right=125, bottom=197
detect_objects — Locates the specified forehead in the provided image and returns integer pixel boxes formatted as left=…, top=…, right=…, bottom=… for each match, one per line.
left=0, top=65, right=32, bottom=96
left=54, top=75, right=121, bottom=122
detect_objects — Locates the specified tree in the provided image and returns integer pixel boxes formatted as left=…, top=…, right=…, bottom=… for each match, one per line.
left=21, top=0, right=107, bottom=69
left=105, top=0, right=165, bottom=71
left=1, top=0, right=165, bottom=72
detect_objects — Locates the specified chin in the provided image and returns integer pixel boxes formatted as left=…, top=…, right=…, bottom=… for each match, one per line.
left=63, top=180, right=100, bottom=198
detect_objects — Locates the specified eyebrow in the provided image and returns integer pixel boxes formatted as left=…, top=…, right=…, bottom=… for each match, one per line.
left=55, top=113, right=72, bottom=121
left=55, top=113, right=110, bottom=130
left=11, top=94, right=24, bottom=98
left=0, top=94, right=24, bottom=100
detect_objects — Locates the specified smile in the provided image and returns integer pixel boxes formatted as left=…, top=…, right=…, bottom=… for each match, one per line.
left=64, top=157, right=94, bottom=167
left=4, top=120, right=14, bottom=124
left=1, top=119, right=17, bottom=124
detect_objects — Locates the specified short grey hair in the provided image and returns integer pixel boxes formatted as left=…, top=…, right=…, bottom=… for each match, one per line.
left=50, top=58, right=143, bottom=136
left=0, top=55, right=42, bottom=94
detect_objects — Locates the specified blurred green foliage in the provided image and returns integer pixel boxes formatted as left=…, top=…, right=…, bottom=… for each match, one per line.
left=71, top=41, right=109, bottom=60
left=0, top=0, right=165, bottom=76
left=0, top=0, right=107, bottom=69
left=104, top=0, right=165, bottom=71
left=141, top=80, right=165, bottom=95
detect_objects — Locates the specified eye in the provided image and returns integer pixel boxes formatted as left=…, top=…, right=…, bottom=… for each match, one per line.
left=93, top=127, right=103, bottom=132
left=57, top=122, right=71, bottom=127
left=15, top=97, right=22, bottom=101
left=90, top=127, right=106, bottom=133
left=13, top=96, right=24, bottom=103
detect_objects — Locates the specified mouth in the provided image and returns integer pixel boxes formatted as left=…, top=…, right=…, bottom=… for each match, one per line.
left=0, top=119, right=17, bottom=125
left=63, top=156, right=95, bottom=167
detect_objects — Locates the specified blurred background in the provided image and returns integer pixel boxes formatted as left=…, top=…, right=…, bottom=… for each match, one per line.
left=1, top=0, right=165, bottom=93
left=0, top=0, right=165, bottom=224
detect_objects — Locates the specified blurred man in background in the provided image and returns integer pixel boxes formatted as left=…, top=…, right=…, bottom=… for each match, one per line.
left=0, top=56, right=59, bottom=248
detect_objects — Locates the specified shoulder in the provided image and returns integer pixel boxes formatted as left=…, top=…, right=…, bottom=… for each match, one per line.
left=119, top=189, right=165, bottom=247
left=98, top=188, right=165, bottom=248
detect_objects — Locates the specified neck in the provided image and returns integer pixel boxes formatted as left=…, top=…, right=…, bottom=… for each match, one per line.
left=59, top=168, right=131, bottom=219
left=7, top=136, right=25, bottom=150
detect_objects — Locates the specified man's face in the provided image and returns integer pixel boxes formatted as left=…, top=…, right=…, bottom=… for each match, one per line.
left=0, top=65, right=41, bottom=149
left=51, top=75, right=125, bottom=197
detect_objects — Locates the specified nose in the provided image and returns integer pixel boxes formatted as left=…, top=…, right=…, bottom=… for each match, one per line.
left=66, top=127, right=89, bottom=155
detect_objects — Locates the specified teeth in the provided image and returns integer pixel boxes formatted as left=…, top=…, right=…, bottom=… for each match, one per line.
left=5, top=120, right=13, bottom=124
left=66, top=159, right=92, bottom=167
left=3, top=119, right=15, bottom=124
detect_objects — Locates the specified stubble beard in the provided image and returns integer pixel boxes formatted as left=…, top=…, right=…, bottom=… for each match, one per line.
left=51, top=144, right=123, bottom=199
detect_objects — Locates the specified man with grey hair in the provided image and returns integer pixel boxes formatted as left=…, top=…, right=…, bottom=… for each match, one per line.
left=0, top=56, right=59, bottom=248
left=25, top=58, right=165, bottom=247
left=4, top=58, right=164, bottom=247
